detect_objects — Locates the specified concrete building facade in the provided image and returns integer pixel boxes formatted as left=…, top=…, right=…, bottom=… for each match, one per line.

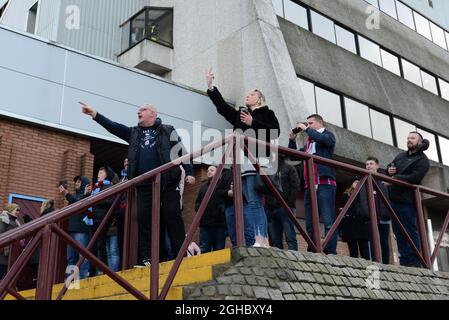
left=1, top=0, right=449, bottom=270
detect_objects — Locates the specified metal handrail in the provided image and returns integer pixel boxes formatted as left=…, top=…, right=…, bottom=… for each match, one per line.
left=0, top=132, right=448, bottom=300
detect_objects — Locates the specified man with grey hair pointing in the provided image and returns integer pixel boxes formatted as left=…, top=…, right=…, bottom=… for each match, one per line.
left=80, top=102, right=195, bottom=264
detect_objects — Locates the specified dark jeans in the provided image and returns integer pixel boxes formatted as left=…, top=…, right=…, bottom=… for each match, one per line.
left=137, top=186, right=186, bottom=263
left=92, top=217, right=113, bottom=275
left=347, top=240, right=370, bottom=260
left=304, top=185, right=337, bottom=254
left=199, top=227, right=227, bottom=253
left=225, top=205, right=255, bottom=247
left=391, top=202, right=421, bottom=267
left=67, top=232, right=90, bottom=279
left=267, top=207, right=298, bottom=251
left=369, top=223, right=391, bottom=265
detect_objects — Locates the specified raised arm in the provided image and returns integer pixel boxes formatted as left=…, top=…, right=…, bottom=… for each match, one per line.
left=80, top=102, right=132, bottom=142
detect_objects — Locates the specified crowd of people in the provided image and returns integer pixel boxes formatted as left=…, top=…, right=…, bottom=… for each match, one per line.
left=0, top=69, right=432, bottom=282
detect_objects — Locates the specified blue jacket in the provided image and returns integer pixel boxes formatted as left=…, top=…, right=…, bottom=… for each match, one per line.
left=288, top=128, right=336, bottom=181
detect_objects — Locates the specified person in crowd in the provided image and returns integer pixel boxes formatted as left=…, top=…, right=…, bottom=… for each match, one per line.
left=217, top=168, right=254, bottom=247
left=195, top=165, right=227, bottom=253
left=206, top=68, right=280, bottom=247
left=84, top=166, right=116, bottom=274
left=387, top=132, right=430, bottom=267
left=40, top=199, right=55, bottom=216
left=265, top=154, right=300, bottom=251
left=0, top=204, right=21, bottom=280
left=340, top=180, right=371, bottom=260
left=363, top=157, right=392, bottom=265
left=289, top=114, right=338, bottom=254
left=81, top=102, right=195, bottom=264
left=59, top=176, right=92, bottom=279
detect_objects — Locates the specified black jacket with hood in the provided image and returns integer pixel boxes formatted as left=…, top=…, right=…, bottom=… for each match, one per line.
left=66, top=176, right=91, bottom=234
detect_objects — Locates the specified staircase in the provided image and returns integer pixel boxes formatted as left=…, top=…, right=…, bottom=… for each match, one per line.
left=5, top=249, right=232, bottom=300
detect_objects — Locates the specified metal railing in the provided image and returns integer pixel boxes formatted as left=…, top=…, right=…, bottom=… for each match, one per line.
left=0, top=133, right=448, bottom=300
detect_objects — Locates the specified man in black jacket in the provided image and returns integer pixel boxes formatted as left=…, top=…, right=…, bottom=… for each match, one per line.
left=81, top=102, right=195, bottom=264
left=388, top=132, right=430, bottom=267
left=206, top=68, right=280, bottom=247
left=195, top=166, right=226, bottom=253
left=59, top=176, right=91, bottom=279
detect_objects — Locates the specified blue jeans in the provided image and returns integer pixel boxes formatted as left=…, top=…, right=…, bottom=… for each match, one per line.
left=267, top=207, right=298, bottom=251
left=106, top=235, right=120, bottom=272
left=391, top=202, right=421, bottom=267
left=225, top=206, right=255, bottom=247
left=304, top=185, right=337, bottom=254
left=67, top=233, right=90, bottom=280
left=242, top=175, right=268, bottom=240
left=199, top=227, right=227, bottom=253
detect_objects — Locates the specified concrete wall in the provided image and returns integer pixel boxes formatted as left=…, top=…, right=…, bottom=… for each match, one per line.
left=171, top=0, right=309, bottom=146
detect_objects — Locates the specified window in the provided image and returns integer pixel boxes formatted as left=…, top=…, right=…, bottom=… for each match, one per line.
left=396, top=1, right=415, bottom=30
left=413, top=11, right=432, bottom=40
left=380, top=49, right=401, bottom=76
left=335, top=25, right=357, bottom=54
left=439, top=78, right=449, bottom=101
left=402, top=59, right=422, bottom=87
left=365, top=0, right=379, bottom=8
left=315, top=87, right=343, bottom=127
left=284, top=0, right=309, bottom=30
left=298, top=78, right=317, bottom=115
left=344, top=97, right=372, bottom=138
left=121, top=7, right=174, bottom=53
left=358, top=36, right=382, bottom=66
left=378, top=0, right=397, bottom=19
left=417, top=128, right=439, bottom=162
left=430, top=22, right=448, bottom=50
left=311, top=11, right=336, bottom=43
left=446, top=31, right=449, bottom=49
left=370, top=109, right=393, bottom=145
left=439, top=136, right=449, bottom=166
left=394, top=118, right=416, bottom=150
left=272, top=0, right=284, bottom=17
left=26, top=2, right=38, bottom=34
left=420, top=70, right=438, bottom=95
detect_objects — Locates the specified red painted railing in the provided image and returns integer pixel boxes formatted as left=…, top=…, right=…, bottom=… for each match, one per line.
left=0, top=133, right=448, bottom=300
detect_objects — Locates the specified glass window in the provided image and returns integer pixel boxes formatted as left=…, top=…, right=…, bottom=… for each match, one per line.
left=378, top=0, right=397, bottom=19
left=370, top=109, right=393, bottom=145
left=284, top=0, right=309, bottom=30
left=121, top=21, right=131, bottom=52
left=417, top=129, right=439, bottom=162
left=413, top=11, right=432, bottom=41
left=272, top=0, right=284, bottom=17
left=380, top=49, right=400, bottom=76
left=394, top=118, right=416, bottom=150
left=402, top=59, right=422, bottom=87
left=446, top=31, right=449, bottom=50
left=358, top=36, right=382, bottom=66
left=430, top=22, right=448, bottom=50
left=298, top=78, right=317, bottom=115
left=344, top=97, right=372, bottom=138
left=439, top=136, right=449, bottom=166
left=315, top=87, right=343, bottom=127
left=365, top=0, right=379, bottom=9
left=130, top=11, right=146, bottom=46
left=439, top=78, right=449, bottom=101
left=420, top=70, right=438, bottom=95
left=335, top=25, right=357, bottom=54
left=311, top=11, right=336, bottom=43
left=396, top=1, right=415, bottom=30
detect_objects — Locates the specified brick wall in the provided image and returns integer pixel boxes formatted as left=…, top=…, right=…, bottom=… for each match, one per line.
left=0, top=119, right=94, bottom=211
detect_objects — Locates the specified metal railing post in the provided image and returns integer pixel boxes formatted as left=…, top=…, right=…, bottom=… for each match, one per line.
left=414, top=188, right=431, bottom=269
left=366, top=176, right=381, bottom=263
